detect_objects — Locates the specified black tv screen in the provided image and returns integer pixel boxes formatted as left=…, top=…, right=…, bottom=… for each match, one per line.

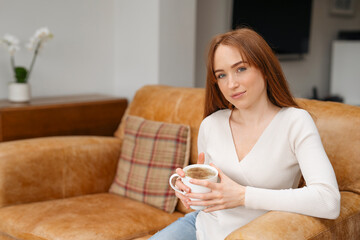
left=232, top=0, right=313, bottom=55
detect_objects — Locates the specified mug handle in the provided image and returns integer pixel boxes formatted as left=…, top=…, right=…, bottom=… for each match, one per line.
left=169, top=173, right=186, bottom=195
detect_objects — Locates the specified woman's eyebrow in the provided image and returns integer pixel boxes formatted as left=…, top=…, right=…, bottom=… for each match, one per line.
left=231, top=60, right=247, bottom=68
left=214, top=60, right=248, bottom=74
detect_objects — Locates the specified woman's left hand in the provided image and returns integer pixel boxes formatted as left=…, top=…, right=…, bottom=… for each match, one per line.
left=185, top=164, right=246, bottom=212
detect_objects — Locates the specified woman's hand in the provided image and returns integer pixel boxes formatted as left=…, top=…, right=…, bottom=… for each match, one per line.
left=174, top=153, right=205, bottom=209
left=185, top=163, right=246, bottom=212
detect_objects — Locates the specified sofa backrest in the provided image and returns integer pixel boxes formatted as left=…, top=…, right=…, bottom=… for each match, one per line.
left=296, top=98, right=360, bottom=195
left=115, top=85, right=360, bottom=212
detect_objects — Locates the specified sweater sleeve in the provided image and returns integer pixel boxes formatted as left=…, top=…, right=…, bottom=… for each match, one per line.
left=245, top=110, right=341, bottom=219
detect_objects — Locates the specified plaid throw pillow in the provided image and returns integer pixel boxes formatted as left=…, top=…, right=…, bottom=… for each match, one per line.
left=109, top=115, right=190, bottom=213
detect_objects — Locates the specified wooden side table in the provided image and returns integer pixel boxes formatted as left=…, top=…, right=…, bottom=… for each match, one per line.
left=0, top=94, right=128, bottom=142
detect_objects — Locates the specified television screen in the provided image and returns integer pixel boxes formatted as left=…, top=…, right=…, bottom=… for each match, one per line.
left=232, top=0, right=313, bottom=55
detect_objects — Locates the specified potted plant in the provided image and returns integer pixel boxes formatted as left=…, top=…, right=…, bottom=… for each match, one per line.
left=0, top=27, right=53, bottom=102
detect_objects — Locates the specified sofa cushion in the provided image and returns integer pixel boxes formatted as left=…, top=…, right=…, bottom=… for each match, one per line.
left=110, top=115, right=190, bottom=213
left=114, top=85, right=205, bottom=166
left=0, top=193, right=183, bottom=240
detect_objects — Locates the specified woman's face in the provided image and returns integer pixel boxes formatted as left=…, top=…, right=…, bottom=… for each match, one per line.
left=213, top=44, right=268, bottom=110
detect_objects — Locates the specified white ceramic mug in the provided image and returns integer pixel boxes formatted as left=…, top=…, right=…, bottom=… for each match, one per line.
left=169, top=164, right=218, bottom=210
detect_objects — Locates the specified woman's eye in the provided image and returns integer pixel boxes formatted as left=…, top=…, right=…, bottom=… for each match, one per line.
left=237, top=67, right=246, bottom=72
left=217, top=73, right=226, bottom=79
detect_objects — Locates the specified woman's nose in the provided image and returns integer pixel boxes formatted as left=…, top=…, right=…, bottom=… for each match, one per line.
left=228, top=73, right=239, bottom=88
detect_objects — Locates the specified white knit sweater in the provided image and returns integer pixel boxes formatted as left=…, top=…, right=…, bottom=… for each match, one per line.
left=195, top=107, right=340, bottom=240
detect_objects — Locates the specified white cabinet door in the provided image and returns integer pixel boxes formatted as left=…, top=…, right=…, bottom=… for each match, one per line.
left=330, top=40, right=360, bottom=106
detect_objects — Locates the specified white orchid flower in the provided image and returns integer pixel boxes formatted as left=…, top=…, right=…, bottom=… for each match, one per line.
left=1, top=34, right=20, bottom=55
left=26, top=42, right=33, bottom=51
left=26, top=27, right=53, bottom=52
left=34, top=27, right=53, bottom=41
left=8, top=45, right=20, bottom=56
left=26, top=36, right=36, bottom=50
left=3, top=34, right=20, bottom=46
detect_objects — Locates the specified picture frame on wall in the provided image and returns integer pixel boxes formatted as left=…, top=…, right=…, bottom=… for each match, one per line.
left=330, top=0, right=356, bottom=16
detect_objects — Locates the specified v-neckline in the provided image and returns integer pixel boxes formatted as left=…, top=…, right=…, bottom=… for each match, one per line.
left=227, top=108, right=284, bottom=163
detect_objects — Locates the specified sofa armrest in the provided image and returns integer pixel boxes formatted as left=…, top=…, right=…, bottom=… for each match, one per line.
left=226, top=191, right=360, bottom=240
left=0, top=136, right=122, bottom=208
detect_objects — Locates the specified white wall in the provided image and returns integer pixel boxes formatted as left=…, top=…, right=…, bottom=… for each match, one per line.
left=114, top=0, right=160, bottom=100
left=195, top=0, right=360, bottom=99
left=114, top=0, right=197, bottom=101
left=0, top=0, right=115, bottom=98
left=195, top=0, right=232, bottom=88
left=1, top=0, right=197, bottom=101
left=159, top=0, right=196, bottom=88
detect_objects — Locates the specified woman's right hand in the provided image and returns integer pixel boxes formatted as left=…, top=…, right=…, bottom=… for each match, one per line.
left=174, top=153, right=205, bottom=209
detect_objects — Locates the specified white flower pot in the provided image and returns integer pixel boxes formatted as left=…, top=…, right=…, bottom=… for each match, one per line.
left=8, top=83, right=31, bottom=102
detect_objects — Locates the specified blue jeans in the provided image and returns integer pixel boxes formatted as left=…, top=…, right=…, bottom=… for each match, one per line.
left=149, top=211, right=199, bottom=240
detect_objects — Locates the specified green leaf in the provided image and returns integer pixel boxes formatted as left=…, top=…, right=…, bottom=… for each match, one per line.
left=14, top=66, right=28, bottom=83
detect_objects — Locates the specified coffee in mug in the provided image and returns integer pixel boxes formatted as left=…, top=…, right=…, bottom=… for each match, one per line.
left=185, top=167, right=216, bottom=180
left=169, top=164, right=218, bottom=210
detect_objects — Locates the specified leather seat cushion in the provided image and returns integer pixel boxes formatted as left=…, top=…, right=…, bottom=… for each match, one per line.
left=0, top=193, right=183, bottom=240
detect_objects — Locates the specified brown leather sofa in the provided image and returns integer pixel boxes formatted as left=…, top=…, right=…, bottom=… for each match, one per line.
left=0, top=85, right=359, bottom=240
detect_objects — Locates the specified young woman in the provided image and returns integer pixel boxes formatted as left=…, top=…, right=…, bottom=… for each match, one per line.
left=150, top=28, right=340, bottom=240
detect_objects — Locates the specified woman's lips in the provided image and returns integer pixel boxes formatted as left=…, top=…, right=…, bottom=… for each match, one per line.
left=231, top=91, right=246, bottom=99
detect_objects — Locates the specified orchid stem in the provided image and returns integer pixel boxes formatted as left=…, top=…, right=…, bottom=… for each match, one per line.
left=11, top=55, right=16, bottom=82
left=25, top=41, right=41, bottom=83
left=10, top=55, right=15, bottom=70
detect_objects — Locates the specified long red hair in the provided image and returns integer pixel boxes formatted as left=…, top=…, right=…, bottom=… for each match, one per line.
left=204, top=27, right=299, bottom=118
